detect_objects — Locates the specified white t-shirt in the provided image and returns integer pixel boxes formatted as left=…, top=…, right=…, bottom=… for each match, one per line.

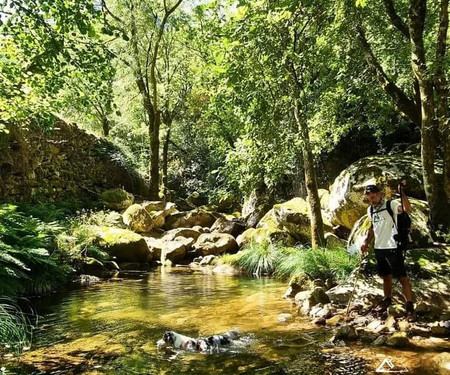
left=367, top=200, right=400, bottom=249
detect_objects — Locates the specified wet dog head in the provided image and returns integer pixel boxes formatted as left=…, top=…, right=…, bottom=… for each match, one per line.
left=163, top=331, right=176, bottom=345
left=157, top=331, right=177, bottom=350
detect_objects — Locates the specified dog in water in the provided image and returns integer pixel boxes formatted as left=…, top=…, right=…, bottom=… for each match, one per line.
left=156, top=329, right=240, bottom=352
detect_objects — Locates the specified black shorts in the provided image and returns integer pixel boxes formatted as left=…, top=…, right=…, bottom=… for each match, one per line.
left=374, top=248, right=407, bottom=278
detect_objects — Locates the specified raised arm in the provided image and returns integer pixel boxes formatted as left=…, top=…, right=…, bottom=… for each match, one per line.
left=398, top=180, right=412, bottom=213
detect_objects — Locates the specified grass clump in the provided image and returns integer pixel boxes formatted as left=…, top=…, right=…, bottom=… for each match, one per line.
left=276, top=246, right=359, bottom=283
left=219, top=241, right=359, bottom=283
left=0, top=299, right=33, bottom=355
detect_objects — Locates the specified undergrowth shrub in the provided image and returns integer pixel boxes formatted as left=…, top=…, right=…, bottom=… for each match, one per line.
left=0, top=204, right=72, bottom=296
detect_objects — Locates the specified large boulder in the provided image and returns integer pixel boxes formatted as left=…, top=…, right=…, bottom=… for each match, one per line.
left=192, top=233, right=238, bottom=256
left=164, top=210, right=217, bottom=230
left=100, top=188, right=134, bottom=211
left=211, top=217, right=246, bottom=237
left=347, top=198, right=433, bottom=255
left=94, top=226, right=151, bottom=263
left=328, top=154, right=436, bottom=229
left=161, top=237, right=193, bottom=263
left=237, top=226, right=296, bottom=248
left=259, top=198, right=333, bottom=244
left=123, top=201, right=176, bottom=233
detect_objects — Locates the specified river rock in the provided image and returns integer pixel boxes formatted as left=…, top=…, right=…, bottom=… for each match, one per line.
left=398, top=321, right=410, bottom=332
left=334, top=325, right=358, bottom=341
left=192, top=233, right=238, bottom=256
left=94, top=226, right=151, bottom=263
left=386, top=332, right=409, bottom=347
left=236, top=226, right=296, bottom=248
left=199, top=255, right=216, bottom=266
left=270, top=198, right=333, bottom=243
left=373, top=335, right=388, bottom=346
left=325, top=232, right=347, bottom=250
left=212, top=263, right=239, bottom=275
left=432, top=352, right=450, bottom=371
left=278, top=313, right=294, bottom=323
left=311, top=287, right=331, bottom=304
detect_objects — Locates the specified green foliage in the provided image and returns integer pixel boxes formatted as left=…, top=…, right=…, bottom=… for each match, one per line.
left=0, top=299, right=33, bottom=354
left=220, top=242, right=359, bottom=283
left=0, top=204, right=72, bottom=296
left=230, top=242, right=281, bottom=277
left=276, top=246, right=359, bottom=283
left=57, top=210, right=123, bottom=266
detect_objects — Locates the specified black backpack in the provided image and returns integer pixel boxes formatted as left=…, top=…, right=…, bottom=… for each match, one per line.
left=370, top=199, right=412, bottom=250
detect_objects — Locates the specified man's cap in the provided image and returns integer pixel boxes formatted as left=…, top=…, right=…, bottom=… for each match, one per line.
left=364, top=184, right=380, bottom=194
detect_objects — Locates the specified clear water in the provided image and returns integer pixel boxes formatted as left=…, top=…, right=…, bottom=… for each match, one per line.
left=2, top=268, right=448, bottom=374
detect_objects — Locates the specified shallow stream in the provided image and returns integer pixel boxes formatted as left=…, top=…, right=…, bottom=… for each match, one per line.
left=2, top=269, right=448, bottom=374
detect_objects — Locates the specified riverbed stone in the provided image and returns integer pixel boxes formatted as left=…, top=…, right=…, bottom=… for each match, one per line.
left=386, top=332, right=409, bottom=347
left=161, top=238, right=188, bottom=263
left=373, top=335, right=388, bottom=346
left=311, top=287, right=331, bottom=305
left=334, top=325, right=358, bottom=341
left=199, top=255, right=216, bottom=266
left=326, top=315, right=343, bottom=326
left=398, top=321, right=410, bottom=332
left=278, top=313, right=294, bottom=323
left=432, top=352, right=450, bottom=371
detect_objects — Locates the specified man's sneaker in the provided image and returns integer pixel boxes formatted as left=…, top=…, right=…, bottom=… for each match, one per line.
left=374, top=297, right=392, bottom=313
left=405, top=301, right=416, bottom=322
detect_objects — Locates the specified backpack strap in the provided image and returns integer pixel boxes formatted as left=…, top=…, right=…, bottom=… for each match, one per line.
left=386, top=200, right=397, bottom=229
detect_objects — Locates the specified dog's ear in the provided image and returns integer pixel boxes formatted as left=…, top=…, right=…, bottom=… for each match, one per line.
left=163, top=331, right=175, bottom=344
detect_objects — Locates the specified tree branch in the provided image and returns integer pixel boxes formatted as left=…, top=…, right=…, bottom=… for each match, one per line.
left=356, top=23, right=421, bottom=126
left=382, top=0, right=410, bottom=38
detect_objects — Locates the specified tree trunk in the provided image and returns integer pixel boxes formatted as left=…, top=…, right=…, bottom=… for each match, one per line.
left=435, top=0, right=450, bottom=225
left=294, top=102, right=325, bottom=249
left=102, top=117, right=110, bottom=137
left=162, top=121, right=172, bottom=200
left=409, top=0, right=448, bottom=229
left=149, top=111, right=161, bottom=200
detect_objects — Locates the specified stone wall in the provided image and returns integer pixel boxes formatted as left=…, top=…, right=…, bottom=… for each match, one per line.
left=0, top=117, right=148, bottom=201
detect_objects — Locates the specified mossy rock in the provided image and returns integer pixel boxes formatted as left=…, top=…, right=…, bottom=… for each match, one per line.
left=328, top=154, right=439, bottom=229
left=236, top=227, right=296, bottom=248
left=94, top=226, right=151, bottom=263
left=100, top=188, right=134, bottom=210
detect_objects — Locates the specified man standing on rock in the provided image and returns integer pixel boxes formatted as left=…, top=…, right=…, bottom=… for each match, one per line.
left=360, top=182, right=416, bottom=322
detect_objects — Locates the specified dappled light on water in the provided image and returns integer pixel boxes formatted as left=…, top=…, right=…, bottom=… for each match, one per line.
left=4, top=269, right=449, bottom=375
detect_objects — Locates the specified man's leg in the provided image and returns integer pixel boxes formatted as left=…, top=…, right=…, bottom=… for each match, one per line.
left=399, top=276, right=412, bottom=302
left=383, top=274, right=393, bottom=298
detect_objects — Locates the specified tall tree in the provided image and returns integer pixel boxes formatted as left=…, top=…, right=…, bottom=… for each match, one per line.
left=352, top=0, right=450, bottom=230
left=103, top=0, right=184, bottom=199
